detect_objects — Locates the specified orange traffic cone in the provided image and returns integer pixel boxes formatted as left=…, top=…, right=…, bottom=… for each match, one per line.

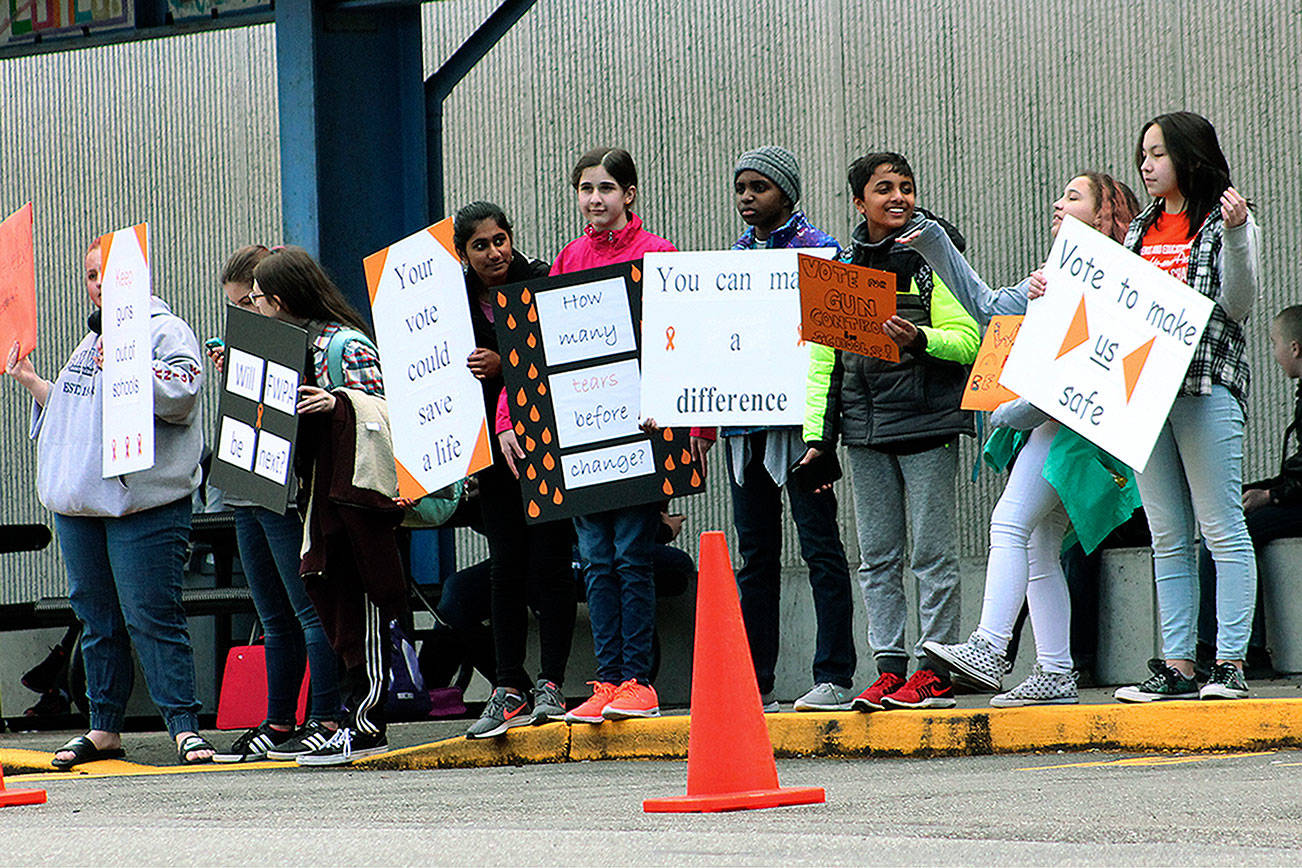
left=0, top=763, right=46, bottom=808
left=643, top=531, right=825, bottom=813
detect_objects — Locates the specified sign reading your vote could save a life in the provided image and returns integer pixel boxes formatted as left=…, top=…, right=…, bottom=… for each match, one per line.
left=640, top=248, right=836, bottom=427
left=364, top=218, right=492, bottom=499
left=998, top=216, right=1213, bottom=471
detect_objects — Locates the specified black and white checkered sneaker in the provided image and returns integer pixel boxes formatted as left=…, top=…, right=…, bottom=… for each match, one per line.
left=989, top=665, right=1078, bottom=707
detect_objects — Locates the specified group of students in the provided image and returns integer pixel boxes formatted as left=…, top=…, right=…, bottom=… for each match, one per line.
left=9, top=107, right=1279, bottom=768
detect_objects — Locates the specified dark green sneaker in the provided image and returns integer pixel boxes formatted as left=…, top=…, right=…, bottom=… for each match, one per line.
left=1199, top=661, right=1250, bottom=699
left=1113, top=658, right=1199, bottom=702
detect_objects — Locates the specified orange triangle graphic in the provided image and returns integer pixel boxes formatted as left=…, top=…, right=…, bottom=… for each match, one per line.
left=98, top=230, right=114, bottom=272
left=428, top=217, right=458, bottom=259
left=1056, top=297, right=1089, bottom=359
left=1123, top=336, right=1155, bottom=402
left=394, top=458, right=426, bottom=501
left=133, top=222, right=149, bottom=265
left=362, top=247, right=388, bottom=306
left=467, top=419, right=493, bottom=476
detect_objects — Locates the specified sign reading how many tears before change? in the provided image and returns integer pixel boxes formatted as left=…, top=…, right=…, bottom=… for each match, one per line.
left=639, top=248, right=836, bottom=427
left=494, top=261, right=704, bottom=523
left=208, top=306, right=308, bottom=512
left=99, top=223, right=155, bottom=477
left=998, top=216, right=1214, bottom=472
left=364, top=218, right=492, bottom=499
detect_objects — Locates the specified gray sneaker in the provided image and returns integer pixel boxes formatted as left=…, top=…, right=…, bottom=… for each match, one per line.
left=922, top=634, right=1006, bottom=692
left=530, top=679, right=567, bottom=724
left=990, top=665, right=1078, bottom=707
left=793, top=682, right=854, bottom=712
left=760, top=691, right=780, bottom=713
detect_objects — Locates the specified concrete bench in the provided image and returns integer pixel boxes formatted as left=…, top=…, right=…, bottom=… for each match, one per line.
left=1260, top=537, right=1302, bottom=674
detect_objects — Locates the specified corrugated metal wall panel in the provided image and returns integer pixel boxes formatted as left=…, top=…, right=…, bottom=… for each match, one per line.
left=0, top=27, right=281, bottom=604
left=3, top=1, right=1298, bottom=597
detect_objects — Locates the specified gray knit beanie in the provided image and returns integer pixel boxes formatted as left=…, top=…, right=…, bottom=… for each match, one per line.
left=734, top=146, right=800, bottom=206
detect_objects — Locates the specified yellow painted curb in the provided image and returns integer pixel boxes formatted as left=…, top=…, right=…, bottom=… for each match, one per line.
left=356, top=699, right=1302, bottom=772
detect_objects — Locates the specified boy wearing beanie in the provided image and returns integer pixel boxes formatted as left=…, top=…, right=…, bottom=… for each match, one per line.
left=726, top=145, right=859, bottom=712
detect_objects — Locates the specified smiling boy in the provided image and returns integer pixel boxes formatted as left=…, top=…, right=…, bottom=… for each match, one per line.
left=808, top=152, right=979, bottom=711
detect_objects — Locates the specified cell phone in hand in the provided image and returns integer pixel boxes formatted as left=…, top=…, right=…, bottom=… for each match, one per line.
left=787, top=450, right=843, bottom=492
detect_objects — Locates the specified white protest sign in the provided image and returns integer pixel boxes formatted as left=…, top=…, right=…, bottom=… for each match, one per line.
left=640, top=248, right=836, bottom=426
left=99, top=223, right=155, bottom=477
left=561, top=440, right=656, bottom=489
left=549, top=358, right=642, bottom=447
left=535, top=275, right=638, bottom=365
left=364, top=219, right=492, bottom=499
left=999, top=216, right=1214, bottom=472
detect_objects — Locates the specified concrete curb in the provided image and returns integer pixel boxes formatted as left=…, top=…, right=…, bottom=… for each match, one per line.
left=355, top=699, right=1302, bottom=771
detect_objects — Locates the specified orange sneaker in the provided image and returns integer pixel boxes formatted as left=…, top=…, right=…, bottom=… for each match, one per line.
left=602, top=679, right=660, bottom=720
left=564, top=681, right=618, bottom=724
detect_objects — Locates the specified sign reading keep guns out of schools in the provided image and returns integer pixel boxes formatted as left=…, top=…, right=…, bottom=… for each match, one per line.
left=998, top=216, right=1214, bottom=472
left=99, top=222, right=155, bottom=478
left=493, top=261, right=704, bottom=523
left=639, top=248, right=836, bottom=427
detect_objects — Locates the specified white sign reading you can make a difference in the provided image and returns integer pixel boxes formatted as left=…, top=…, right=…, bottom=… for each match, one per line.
left=998, top=216, right=1213, bottom=472
left=640, top=248, right=835, bottom=427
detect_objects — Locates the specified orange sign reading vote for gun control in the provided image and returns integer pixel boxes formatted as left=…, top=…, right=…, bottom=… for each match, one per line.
left=797, top=254, right=897, bottom=361
left=0, top=203, right=36, bottom=374
left=961, top=315, right=1023, bottom=411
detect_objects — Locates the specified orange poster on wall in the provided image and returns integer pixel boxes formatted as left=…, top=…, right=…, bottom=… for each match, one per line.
left=961, top=315, right=1022, bottom=411
left=0, top=203, right=36, bottom=374
left=797, top=253, right=897, bottom=361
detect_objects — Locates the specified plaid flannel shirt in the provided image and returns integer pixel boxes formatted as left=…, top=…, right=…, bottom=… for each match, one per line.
left=1125, top=200, right=1250, bottom=407
left=311, top=322, right=385, bottom=396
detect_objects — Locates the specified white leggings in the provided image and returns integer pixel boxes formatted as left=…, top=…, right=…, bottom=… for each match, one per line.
left=974, top=422, right=1074, bottom=674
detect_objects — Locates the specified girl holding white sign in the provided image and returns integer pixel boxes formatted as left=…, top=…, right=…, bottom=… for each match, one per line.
left=899, top=172, right=1142, bottom=706
left=452, top=201, right=580, bottom=740
left=7, top=237, right=213, bottom=766
left=1110, top=112, right=1261, bottom=703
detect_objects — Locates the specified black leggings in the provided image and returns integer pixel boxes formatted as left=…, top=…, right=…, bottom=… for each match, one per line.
left=477, top=461, right=577, bottom=693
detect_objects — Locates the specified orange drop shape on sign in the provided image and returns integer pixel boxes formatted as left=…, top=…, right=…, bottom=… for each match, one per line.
left=662, top=479, right=674, bottom=496
left=543, top=453, right=555, bottom=470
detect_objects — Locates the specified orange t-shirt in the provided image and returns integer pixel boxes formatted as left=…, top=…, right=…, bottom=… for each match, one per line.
left=1139, top=211, right=1192, bottom=282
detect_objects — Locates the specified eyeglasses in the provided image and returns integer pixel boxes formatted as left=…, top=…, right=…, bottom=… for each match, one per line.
left=237, top=288, right=265, bottom=308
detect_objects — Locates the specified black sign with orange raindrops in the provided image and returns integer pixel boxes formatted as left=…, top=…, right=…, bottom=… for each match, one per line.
left=493, top=261, right=705, bottom=523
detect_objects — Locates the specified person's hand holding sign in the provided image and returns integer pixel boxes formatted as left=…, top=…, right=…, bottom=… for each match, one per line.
left=296, top=385, right=336, bottom=415
left=1027, top=268, right=1047, bottom=300
left=5, top=339, right=50, bottom=406
left=466, top=347, right=500, bottom=380
left=883, top=316, right=925, bottom=353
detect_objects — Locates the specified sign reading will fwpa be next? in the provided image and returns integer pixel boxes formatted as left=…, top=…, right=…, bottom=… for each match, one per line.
left=99, top=222, right=155, bottom=478
left=998, top=216, right=1214, bottom=472
left=639, top=248, right=836, bottom=427
left=364, top=218, right=492, bottom=499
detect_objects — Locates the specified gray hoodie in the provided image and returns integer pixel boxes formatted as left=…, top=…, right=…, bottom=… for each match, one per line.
left=31, top=296, right=204, bottom=517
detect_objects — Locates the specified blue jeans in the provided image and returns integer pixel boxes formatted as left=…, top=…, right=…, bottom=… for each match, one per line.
left=1137, top=387, right=1256, bottom=661
left=233, top=506, right=342, bottom=725
left=727, top=441, right=856, bottom=693
left=56, top=497, right=202, bottom=738
left=573, top=502, right=660, bottom=685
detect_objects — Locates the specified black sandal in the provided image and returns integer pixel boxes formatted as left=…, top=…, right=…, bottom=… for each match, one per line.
left=177, top=734, right=215, bottom=765
left=51, top=735, right=125, bottom=770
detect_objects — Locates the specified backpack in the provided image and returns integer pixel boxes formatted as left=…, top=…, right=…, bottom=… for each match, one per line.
left=323, top=326, right=465, bottom=528
left=386, top=619, right=432, bottom=720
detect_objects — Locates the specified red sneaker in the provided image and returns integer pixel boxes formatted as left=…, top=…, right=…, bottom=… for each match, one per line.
left=602, top=680, right=661, bottom=720
left=851, top=672, right=907, bottom=712
left=881, top=669, right=956, bottom=709
left=564, top=682, right=618, bottom=724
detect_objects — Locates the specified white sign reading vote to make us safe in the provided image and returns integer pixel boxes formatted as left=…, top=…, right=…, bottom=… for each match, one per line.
left=365, top=219, right=491, bottom=499
left=100, top=222, right=155, bottom=477
left=639, top=248, right=836, bottom=427
left=998, top=216, right=1214, bottom=472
